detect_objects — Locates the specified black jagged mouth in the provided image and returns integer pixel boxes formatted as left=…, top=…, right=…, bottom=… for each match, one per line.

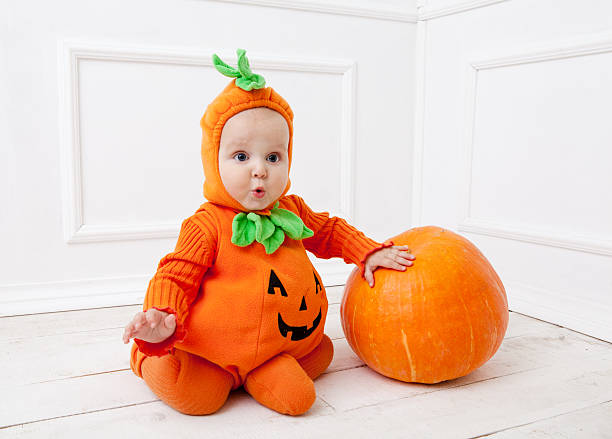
left=277, top=309, right=322, bottom=341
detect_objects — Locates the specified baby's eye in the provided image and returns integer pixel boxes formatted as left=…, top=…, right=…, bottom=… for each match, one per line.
left=267, top=153, right=280, bottom=163
left=234, top=152, right=248, bottom=162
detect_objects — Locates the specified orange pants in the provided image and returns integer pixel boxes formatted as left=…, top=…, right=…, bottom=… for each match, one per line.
left=130, top=334, right=334, bottom=416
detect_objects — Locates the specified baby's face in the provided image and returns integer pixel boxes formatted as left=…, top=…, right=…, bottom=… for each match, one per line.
left=219, top=107, right=290, bottom=211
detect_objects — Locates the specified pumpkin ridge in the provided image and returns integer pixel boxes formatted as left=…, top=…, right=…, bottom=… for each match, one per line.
left=400, top=329, right=416, bottom=382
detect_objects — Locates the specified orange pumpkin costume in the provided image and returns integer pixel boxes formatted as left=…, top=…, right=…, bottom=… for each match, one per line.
left=129, top=49, right=390, bottom=416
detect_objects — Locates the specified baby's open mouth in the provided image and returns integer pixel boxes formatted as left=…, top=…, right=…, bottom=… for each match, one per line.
left=252, top=188, right=265, bottom=199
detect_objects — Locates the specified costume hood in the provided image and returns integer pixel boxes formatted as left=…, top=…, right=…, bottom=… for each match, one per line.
left=200, top=49, right=294, bottom=214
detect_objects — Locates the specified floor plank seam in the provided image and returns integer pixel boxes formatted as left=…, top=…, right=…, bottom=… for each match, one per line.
left=322, top=364, right=367, bottom=375
left=26, top=368, right=131, bottom=385
left=467, top=398, right=612, bottom=438
left=0, top=400, right=159, bottom=430
left=5, top=327, right=127, bottom=342
left=0, top=305, right=142, bottom=319
left=12, top=360, right=364, bottom=390
left=509, top=311, right=565, bottom=328
left=509, top=312, right=612, bottom=345
left=317, top=395, right=337, bottom=413
left=341, top=365, right=549, bottom=414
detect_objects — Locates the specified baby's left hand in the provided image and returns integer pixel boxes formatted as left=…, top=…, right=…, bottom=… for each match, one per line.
left=364, top=245, right=415, bottom=288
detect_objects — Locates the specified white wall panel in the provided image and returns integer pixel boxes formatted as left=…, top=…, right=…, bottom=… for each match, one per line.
left=416, top=0, right=612, bottom=341
left=463, top=39, right=612, bottom=250
left=0, top=0, right=416, bottom=315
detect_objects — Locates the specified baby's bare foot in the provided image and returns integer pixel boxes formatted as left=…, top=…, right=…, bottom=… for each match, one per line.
left=122, top=309, right=176, bottom=344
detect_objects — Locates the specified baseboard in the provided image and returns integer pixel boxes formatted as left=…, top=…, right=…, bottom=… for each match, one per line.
left=7, top=271, right=608, bottom=345
left=507, top=282, right=612, bottom=343
left=0, top=276, right=149, bottom=317
left=0, top=261, right=354, bottom=317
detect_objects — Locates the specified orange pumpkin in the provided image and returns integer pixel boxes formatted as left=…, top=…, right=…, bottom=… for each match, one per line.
left=340, top=226, right=508, bottom=384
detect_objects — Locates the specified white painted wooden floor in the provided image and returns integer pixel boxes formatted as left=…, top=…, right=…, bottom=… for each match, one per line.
left=1, top=285, right=611, bottom=438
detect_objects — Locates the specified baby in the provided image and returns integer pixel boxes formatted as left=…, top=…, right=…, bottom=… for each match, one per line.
left=122, top=49, right=415, bottom=416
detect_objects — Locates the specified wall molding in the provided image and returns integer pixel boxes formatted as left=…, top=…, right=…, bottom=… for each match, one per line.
left=467, top=31, right=612, bottom=71
left=205, top=0, right=418, bottom=23
left=458, top=31, right=612, bottom=255
left=58, top=41, right=357, bottom=243
left=0, top=275, right=149, bottom=317
left=0, top=261, right=351, bottom=316
left=507, top=281, right=612, bottom=343
left=411, top=19, right=428, bottom=227
left=418, top=0, right=509, bottom=21
left=460, top=218, right=612, bottom=256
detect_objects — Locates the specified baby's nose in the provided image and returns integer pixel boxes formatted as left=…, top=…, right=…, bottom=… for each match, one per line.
left=252, top=170, right=266, bottom=178
left=251, top=164, right=267, bottom=178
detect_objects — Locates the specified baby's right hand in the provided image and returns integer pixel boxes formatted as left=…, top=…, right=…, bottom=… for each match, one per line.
left=122, top=308, right=176, bottom=344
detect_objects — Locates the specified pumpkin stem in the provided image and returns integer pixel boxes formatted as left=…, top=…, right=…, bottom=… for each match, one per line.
left=212, top=48, right=266, bottom=91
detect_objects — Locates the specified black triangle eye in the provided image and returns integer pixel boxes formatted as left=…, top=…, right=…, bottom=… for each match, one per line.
left=268, top=270, right=288, bottom=296
left=313, top=271, right=322, bottom=295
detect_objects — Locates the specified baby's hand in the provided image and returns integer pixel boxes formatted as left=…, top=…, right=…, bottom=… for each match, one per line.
left=122, top=308, right=176, bottom=344
left=364, top=245, right=415, bottom=288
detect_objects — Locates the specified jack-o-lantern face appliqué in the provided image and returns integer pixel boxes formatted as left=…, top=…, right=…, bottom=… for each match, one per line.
left=267, top=269, right=323, bottom=341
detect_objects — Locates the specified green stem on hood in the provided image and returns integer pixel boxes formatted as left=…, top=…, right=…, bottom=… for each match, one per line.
left=213, top=48, right=266, bottom=91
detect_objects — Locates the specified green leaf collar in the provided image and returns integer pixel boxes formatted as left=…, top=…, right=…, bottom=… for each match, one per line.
left=231, top=202, right=314, bottom=254
left=212, top=48, right=266, bottom=91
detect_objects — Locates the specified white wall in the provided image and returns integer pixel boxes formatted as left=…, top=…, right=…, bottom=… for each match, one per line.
left=7, top=0, right=609, bottom=344
left=414, top=0, right=612, bottom=341
left=0, top=0, right=418, bottom=315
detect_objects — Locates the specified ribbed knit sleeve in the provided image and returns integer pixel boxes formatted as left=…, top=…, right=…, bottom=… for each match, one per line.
left=135, top=213, right=217, bottom=357
left=285, top=195, right=393, bottom=277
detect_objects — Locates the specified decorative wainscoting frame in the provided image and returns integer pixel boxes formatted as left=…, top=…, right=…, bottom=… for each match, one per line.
left=459, top=31, right=612, bottom=256
left=457, top=31, right=612, bottom=342
left=58, top=41, right=358, bottom=244
left=205, top=0, right=417, bottom=22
